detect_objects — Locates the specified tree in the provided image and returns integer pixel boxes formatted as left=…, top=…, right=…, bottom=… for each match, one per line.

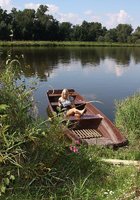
left=73, top=21, right=107, bottom=41
left=0, top=7, right=11, bottom=40
left=33, top=5, right=48, bottom=40
left=88, top=22, right=105, bottom=41
left=104, top=28, right=117, bottom=42
left=116, top=24, right=133, bottom=43
left=0, top=5, right=137, bottom=42
left=58, top=22, right=72, bottom=41
left=72, top=25, right=82, bottom=41
left=35, top=5, right=59, bottom=40
left=131, top=26, right=140, bottom=43
left=80, top=21, right=89, bottom=41
left=9, top=8, right=36, bottom=40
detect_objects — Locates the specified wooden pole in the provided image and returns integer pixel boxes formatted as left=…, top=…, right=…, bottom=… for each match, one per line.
left=101, top=158, right=140, bottom=167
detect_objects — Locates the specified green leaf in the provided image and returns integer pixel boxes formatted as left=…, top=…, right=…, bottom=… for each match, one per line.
left=10, top=175, right=15, bottom=181
left=6, top=171, right=11, bottom=176
left=6, top=59, right=11, bottom=65
left=0, top=156, right=4, bottom=163
left=42, top=131, right=46, bottom=136
left=1, top=185, right=6, bottom=193
left=4, top=178, right=10, bottom=186
left=0, top=104, right=9, bottom=112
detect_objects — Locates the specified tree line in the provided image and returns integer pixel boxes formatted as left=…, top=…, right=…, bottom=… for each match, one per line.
left=0, top=5, right=140, bottom=43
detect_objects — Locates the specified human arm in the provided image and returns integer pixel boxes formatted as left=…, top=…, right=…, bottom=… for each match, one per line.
left=58, top=97, right=63, bottom=107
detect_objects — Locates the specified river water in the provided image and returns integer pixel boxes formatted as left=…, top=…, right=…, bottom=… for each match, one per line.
left=1, top=46, right=140, bottom=121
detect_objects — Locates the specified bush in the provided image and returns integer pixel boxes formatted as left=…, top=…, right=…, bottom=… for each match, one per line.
left=0, top=59, right=66, bottom=196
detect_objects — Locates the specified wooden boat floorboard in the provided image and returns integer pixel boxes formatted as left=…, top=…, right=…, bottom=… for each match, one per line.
left=72, top=129, right=101, bottom=139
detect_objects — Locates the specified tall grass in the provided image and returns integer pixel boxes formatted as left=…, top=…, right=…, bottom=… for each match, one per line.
left=115, top=93, right=140, bottom=137
left=114, top=94, right=140, bottom=159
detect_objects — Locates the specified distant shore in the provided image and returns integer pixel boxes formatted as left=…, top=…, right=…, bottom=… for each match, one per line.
left=0, top=41, right=140, bottom=47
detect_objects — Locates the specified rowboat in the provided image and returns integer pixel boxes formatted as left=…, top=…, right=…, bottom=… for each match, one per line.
left=46, top=89, right=128, bottom=147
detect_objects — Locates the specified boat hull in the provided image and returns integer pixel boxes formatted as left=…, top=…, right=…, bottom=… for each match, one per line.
left=46, top=89, right=128, bottom=147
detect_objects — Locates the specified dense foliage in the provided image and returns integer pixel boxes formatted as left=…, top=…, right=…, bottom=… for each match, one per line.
left=0, top=5, right=140, bottom=43
left=0, top=58, right=67, bottom=197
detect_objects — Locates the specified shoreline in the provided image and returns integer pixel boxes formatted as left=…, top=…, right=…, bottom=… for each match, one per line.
left=0, top=41, right=140, bottom=47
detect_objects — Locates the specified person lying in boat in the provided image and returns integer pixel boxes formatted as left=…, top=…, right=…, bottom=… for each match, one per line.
left=58, top=89, right=86, bottom=117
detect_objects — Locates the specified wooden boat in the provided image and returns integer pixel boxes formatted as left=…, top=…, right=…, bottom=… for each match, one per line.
left=46, top=89, right=128, bottom=147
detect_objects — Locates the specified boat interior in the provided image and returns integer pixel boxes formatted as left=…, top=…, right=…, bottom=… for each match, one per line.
left=47, top=89, right=127, bottom=147
left=47, top=90, right=104, bottom=138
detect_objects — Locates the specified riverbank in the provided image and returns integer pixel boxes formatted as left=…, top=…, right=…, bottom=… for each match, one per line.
left=0, top=41, right=140, bottom=47
left=0, top=60, right=139, bottom=199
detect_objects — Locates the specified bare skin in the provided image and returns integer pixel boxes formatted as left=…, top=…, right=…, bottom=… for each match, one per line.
left=66, top=107, right=86, bottom=117
left=58, top=89, right=86, bottom=117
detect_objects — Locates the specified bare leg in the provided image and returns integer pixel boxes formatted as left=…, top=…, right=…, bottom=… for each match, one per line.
left=66, top=107, right=86, bottom=117
left=75, top=113, right=81, bottom=119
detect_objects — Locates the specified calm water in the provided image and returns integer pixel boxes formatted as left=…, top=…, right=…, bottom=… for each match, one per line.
left=1, top=47, right=140, bottom=121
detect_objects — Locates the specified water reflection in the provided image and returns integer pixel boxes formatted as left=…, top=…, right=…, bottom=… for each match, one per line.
left=1, top=47, right=140, bottom=121
left=103, top=47, right=131, bottom=65
left=1, top=47, right=140, bottom=77
left=71, top=48, right=101, bottom=66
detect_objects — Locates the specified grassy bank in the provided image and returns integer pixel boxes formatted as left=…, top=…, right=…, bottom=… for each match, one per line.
left=0, top=59, right=139, bottom=199
left=90, top=93, right=140, bottom=161
left=1, top=41, right=140, bottom=47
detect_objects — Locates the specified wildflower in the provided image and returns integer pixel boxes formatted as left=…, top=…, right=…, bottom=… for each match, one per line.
left=69, top=145, right=78, bottom=153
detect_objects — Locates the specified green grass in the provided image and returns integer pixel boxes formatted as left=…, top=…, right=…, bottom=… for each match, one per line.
left=1, top=40, right=140, bottom=47
left=0, top=59, right=139, bottom=199
left=1, top=151, right=138, bottom=200
left=115, top=93, right=140, bottom=160
left=115, top=93, right=140, bottom=137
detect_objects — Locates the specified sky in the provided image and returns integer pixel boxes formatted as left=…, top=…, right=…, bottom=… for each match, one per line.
left=0, top=0, right=139, bottom=29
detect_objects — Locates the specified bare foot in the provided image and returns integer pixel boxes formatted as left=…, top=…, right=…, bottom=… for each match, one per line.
left=75, top=113, right=81, bottom=120
left=96, top=114, right=104, bottom=118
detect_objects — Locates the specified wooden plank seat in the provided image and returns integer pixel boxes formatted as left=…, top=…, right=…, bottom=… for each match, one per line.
left=61, top=115, right=103, bottom=125
left=68, top=115, right=103, bottom=129
left=69, top=114, right=103, bottom=121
